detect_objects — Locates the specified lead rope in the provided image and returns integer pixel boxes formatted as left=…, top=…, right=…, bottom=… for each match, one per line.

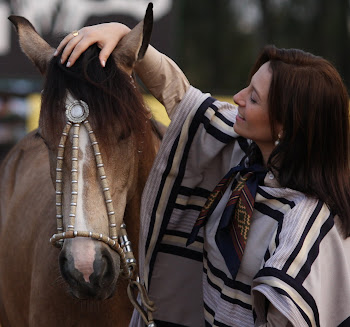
left=49, top=96, right=156, bottom=327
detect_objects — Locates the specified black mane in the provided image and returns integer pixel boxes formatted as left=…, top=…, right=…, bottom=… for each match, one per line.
left=40, top=44, right=149, bottom=148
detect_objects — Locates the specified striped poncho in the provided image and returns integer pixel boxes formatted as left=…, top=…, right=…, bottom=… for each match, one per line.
left=130, top=80, right=350, bottom=326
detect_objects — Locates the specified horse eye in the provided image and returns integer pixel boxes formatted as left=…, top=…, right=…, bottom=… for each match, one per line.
left=34, top=131, right=43, bottom=139
left=35, top=130, right=50, bottom=149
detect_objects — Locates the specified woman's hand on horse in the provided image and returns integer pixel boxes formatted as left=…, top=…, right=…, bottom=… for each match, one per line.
left=55, top=23, right=131, bottom=68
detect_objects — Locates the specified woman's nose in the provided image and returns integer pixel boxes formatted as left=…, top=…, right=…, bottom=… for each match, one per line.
left=233, top=88, right=246, bottom=106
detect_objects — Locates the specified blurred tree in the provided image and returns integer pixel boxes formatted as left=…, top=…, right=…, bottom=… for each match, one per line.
left=173, top=0, right=350, bottom=94
left=259, top=0, right=350, bottom=85
left=173, top=0, right=259, bottom=95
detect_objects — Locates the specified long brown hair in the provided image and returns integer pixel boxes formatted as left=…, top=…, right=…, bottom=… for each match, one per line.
left=250, top=45, right=350, bottom=237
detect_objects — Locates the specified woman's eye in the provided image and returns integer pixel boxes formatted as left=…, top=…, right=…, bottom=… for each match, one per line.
left=250, top=96, right=257, bottom=104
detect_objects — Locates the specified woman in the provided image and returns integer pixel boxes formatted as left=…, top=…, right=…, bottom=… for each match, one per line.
left=56, top=23, right=350, bottom=327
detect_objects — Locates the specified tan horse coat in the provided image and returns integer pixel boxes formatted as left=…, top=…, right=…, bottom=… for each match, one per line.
left=0, top=4, right=158, bottom=326
left=0, top=132, right=141, bottom=326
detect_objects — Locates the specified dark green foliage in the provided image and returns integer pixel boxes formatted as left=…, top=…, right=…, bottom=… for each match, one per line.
left=173, top=0, right=350, bottom=94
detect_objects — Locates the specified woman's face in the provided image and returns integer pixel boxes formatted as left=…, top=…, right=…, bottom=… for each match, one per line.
left=233, top=61, right=279, bottom=158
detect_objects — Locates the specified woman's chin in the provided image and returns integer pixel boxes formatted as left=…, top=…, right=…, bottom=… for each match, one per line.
left=233, top=124, right=244, bottom=137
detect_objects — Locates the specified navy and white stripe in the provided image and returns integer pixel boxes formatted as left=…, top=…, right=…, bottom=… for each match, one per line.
left=132, top=87, right=350, bottom=327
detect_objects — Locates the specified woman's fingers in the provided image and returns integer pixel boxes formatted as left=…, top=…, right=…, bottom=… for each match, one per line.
left=61, top=37, right=85, bottom=66
left=64, top=39, right=91, bottom=67
left=55, top=31, right=82, bottom=63
left=57, top=28, right=94, bottom=66
left=54, top=27, right=99, bottom=66
left=99, top=42, right=119, bottom=67
left=54, top=34, right=72, bottom=56
left=54, top=23, right=131, bottom=67
left=95, top=23, right=131, bottom=66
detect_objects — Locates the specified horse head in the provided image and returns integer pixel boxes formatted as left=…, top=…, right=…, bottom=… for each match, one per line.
left=9, top=4, right=156, bottom=301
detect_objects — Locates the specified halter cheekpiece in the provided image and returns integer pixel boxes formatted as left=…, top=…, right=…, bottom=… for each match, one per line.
left=50, top=92, right=137, bottom=275
left=49, top=93, right=156, bottom=326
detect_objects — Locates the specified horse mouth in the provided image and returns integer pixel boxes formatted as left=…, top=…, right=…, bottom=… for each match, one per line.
left=59, top=245, right=120, bottom=301
left=64, top=269, right=119, bottom=301
left=69, top=282, right=117, bottom=301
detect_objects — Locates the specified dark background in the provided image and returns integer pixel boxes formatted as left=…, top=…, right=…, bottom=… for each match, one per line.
left=1, top=0, right=349, bottom=94
left=1, top=0, right=349, bottom=159
left=175, top=0, right=350, bottom=95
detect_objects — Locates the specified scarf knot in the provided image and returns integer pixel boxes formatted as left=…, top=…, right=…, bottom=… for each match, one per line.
left=187, top=163, right=267, bottom=279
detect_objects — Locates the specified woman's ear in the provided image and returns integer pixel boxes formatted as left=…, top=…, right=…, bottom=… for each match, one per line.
left=274, top=127, right=283, bottom=146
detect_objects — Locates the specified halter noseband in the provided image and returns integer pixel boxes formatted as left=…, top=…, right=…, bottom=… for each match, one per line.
left=49, top=93, right=155, bottom=326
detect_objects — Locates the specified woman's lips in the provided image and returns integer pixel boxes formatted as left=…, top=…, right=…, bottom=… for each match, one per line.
left=236, top=111, right=245, bottom=122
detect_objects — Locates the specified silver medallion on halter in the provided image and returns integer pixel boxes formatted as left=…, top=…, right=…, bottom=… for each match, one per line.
left=65, top=93, right=89, bottom=123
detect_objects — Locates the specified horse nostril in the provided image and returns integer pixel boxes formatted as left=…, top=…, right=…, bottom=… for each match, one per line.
left=93, top=254, right=111, bottom=287
left=91, top=248, right=120, bottom=289
left=58, top=250, right=69, bottom=278
left=101, top=255, right=110, bottom=277
left=58, top=250, right=82, bottom=288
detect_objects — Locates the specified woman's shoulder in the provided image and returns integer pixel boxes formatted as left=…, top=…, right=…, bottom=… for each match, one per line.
left=253, top=196, right=350, bottom=326
left=255, top=188, right=335, bottom=261
left=262, top=194, right=338, bottom=268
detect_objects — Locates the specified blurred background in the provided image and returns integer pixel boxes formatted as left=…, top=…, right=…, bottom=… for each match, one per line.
left=0, top=0, right=349, bottom=161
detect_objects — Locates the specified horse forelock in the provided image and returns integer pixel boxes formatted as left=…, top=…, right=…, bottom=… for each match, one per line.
left=40, top=44, right=152, bottom=153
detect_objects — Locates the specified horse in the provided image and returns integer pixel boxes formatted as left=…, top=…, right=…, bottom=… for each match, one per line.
left=0, top=4, right=160, bottom=326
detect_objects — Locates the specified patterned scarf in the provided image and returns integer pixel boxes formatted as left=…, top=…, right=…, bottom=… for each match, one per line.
left=187, top=163, right=267, bottom=279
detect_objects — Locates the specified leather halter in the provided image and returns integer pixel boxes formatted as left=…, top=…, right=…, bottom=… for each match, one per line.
left=49, top=93, right=156, bottom=326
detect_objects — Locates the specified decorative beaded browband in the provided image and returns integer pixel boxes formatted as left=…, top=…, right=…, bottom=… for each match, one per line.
left=49, top=93, right=156, bottom=327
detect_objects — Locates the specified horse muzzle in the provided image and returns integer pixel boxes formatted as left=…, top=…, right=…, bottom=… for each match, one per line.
left=59, top=241, right=120, bottom=300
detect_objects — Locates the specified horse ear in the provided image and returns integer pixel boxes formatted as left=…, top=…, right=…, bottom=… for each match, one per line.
left=112, top=2, right=153, bottom=75
left=8, top=15, right=54, bottom=75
